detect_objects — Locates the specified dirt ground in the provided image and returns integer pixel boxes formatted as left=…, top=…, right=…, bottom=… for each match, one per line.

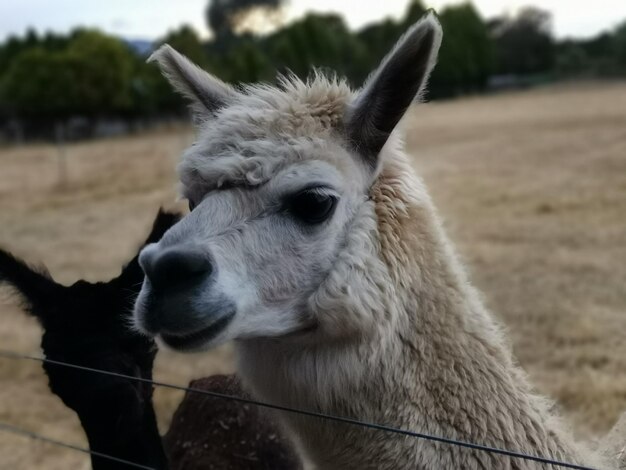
left=0, top=81, right=625, bottom=469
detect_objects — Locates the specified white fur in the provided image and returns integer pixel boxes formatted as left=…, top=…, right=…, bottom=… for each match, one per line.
left=137, top=13, right=624, bottom=469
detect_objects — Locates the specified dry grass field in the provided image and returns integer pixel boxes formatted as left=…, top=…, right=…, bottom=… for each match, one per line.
left=0, top=81, right=625, bottom=469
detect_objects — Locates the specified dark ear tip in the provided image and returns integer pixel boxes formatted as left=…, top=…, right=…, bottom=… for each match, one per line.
left=423, top=9, right=441, bottom=26
left=344, top=10, right=443, bottom=168
left=409, top=11, right=443, bottom=46
left=0, top=248, right=50, bottom=282
left=145, top=209, right=182, bottom=245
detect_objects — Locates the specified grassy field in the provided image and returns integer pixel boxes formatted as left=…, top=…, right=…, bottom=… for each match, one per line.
left=1, top=82, right=625, bottom=469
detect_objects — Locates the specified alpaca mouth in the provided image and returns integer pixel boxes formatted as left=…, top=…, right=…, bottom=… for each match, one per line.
left=160, top=311, right=235, bottom=350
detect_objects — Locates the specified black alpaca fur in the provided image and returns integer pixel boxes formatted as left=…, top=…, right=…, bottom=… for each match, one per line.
left=0, top=210, right=179, bottom=469
left=0, top=209, right=301, bottom=470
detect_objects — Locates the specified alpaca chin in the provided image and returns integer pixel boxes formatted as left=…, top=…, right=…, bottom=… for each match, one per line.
left=158, top=309, right=236, bottom=352
left=133, top=278, right=237, bottom=351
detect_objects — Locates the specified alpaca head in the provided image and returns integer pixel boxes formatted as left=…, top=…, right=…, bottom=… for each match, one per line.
left=0, top=210, right=180, bottom=420
left=134, top=14, right=442, bottom=351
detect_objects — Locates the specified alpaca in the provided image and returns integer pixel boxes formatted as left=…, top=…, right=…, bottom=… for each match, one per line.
left=0, top=210, right=178, bottom=469
left=165, top=375, right=301, bottom=470
left=0, top=210, right=299, bottom=470
left=137, top=13, right=623, bottom=470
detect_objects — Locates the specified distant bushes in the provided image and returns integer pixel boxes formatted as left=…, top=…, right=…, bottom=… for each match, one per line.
left=0, top=1, right=625, bottom=140
left=2, top=31, right=135, bottom=119
left=555, top=21, right=626, bottom=77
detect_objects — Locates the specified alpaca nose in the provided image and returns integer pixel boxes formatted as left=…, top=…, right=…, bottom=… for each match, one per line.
left=139, top=246, right=212, bottom=292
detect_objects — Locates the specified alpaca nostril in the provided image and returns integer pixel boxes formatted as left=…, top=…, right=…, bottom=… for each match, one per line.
left=140, top=246, right=212, bottom=292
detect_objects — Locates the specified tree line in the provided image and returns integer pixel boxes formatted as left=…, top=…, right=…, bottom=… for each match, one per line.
left=1, top=1, right=625, bottom=139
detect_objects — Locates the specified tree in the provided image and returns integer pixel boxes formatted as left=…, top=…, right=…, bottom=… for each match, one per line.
left=555, top=42, right=589, bottom=75
left=66, top=30, right=135, bottom=114
left=430, top=3, right=494, bottom=97
left=402, top=0, right=428, bottom=29
left=358, top=19, right=402, bottom=72
left=206, top=0, right=285, bottom=39
left=267, top=13, right=368, bottom=85
left=222, top=36, right=273, bottom=83
left=1, top=30, right=135, bottom=121
left=491, top=7, right=555, bottom=75
left=1, top=48, right=76, bottom=119
left=615, top=21, right=626, bottom=68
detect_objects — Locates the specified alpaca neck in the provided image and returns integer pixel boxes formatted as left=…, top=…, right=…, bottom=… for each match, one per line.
left=80, top=398, right=167, bottom=470
left=237, top=154, right=597, bottom=469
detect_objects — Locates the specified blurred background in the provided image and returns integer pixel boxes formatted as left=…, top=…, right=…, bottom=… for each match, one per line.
left=0, top=1, right=625, bottom=468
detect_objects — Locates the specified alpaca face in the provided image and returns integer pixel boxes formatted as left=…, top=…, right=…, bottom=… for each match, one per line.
left=133, top=14, right=442, bottom=351
left=135, top=102, right=372, bottom=350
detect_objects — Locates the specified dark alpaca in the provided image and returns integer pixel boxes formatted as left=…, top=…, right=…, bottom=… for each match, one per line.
left=0, top=210, right=300, bottom=470
left=0, top=210, right=178, bottom=469
left=164, top=375, right=301, bottom=470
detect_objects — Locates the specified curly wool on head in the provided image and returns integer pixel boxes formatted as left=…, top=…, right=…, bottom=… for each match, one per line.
left=177, top=72, right=356, bottom=200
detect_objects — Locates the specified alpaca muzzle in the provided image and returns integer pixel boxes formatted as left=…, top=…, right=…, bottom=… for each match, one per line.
left=133, top=243, right=236, bottom=350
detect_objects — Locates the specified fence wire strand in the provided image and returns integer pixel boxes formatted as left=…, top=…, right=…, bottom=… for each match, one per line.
left=0, top=349, right=599, bottom=470
left=0, top=421, right=155, bottom=469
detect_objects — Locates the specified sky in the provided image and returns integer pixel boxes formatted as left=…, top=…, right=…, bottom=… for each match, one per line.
left=1, top=0, right=625, bottom=43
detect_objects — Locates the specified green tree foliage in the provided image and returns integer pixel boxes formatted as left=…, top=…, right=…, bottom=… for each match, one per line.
left=1, top=0, right=624, bottom=132
left=358, top=18, right=401, bottom=70
left=431, top=2, right=494, bottom=97
left=266, top=13, right=368, bottom=85
left=553, top=22, right=626, bottom=77
left=1, top=30, right=135, bottom=120
left=555, top=42, right=589, bottom=75
left=491, top=7, right=555, bottom=75
left=615, top=21, right=626, bottom=68
left=402, top=0, right=428, bottom=28
left=1, top=48, right=76, bottom=118
left=222, top=37, right=273, bottom=83
left=66, top=30, right=135, bottom=113
left=0, top=30, right=69, bottom=72
left=358, top=1, right=427, bottom=71
left=0, top=3, right=497, bottom=125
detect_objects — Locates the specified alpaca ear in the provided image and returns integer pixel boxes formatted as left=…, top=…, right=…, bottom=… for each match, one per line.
left=0, top=249, right=62, bottom=324
left=143, top=209, right=181, bottom=246
left=345, top=12, right=442, bottom=168
left=116, top=209, right=181, bottom=286
left=148, top=44, right=237, bottom=123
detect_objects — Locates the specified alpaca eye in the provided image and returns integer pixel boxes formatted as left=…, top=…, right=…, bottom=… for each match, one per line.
left=188, top=199, right=196, bottom=212
left=287, top=190, right=337, bottom=225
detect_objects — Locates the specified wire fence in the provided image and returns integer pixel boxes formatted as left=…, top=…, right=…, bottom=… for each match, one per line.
left=0, top=349, right=599, bottom=470
left=0, top=422, right=154, bottom=470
